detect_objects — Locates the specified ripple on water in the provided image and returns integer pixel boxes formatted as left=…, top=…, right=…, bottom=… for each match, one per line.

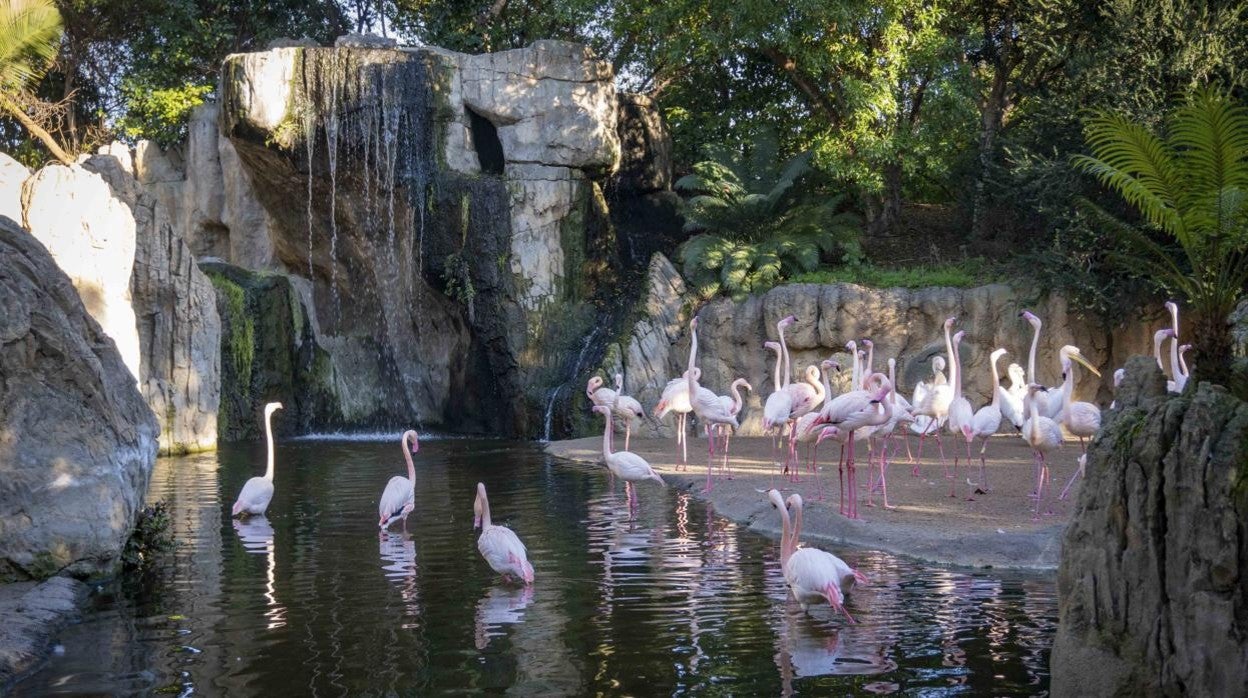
left=12, top=440, right=1056, bottom=696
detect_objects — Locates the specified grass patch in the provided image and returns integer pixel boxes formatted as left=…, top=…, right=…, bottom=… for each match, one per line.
left=788, top=260, right=997, bottom=289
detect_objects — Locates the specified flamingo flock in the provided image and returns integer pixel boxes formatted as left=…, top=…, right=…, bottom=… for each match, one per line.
left=222, top=299, right=1185, bottom=626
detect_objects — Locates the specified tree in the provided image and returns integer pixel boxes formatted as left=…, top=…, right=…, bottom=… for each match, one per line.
left=0, top=0, right=72, bottom=164
left=1073, top=87, right=1248, bottom=384
left=676, top=134, right=862, bottom=299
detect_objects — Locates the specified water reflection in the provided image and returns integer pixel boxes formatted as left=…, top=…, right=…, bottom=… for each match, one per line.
left=14, top=440, right=1058, bottom=696
left=474, top=584, right=534, bottom=649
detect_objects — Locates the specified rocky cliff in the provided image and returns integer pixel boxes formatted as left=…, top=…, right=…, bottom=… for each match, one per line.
left=0, top=217, right=158, bottom=580
left=612, top=254, right=1158, bottom=437
left=1050, top=357, right=1248, bottom=696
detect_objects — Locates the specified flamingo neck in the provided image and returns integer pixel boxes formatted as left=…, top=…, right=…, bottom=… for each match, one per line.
left=1028, top=394, right=1041, bottom=441
left=778, top=322, right=792, bottom=388
left=687, top=322, right=699, bottom=398
left=1062, top=360, right=1076, bottom=410
left=729, top=380, right=746, bottom=414
left=478, top=490, right=492, bottom=529
left=263, top=409, right=276, bottom=481
left=402, top=432, right=416, bottom=482
left=820, top=365, right=833, bottom=402
left=1027, top=321, right=1040, bottom=384
left=989, top=356, right=1002, bottom=408
left=944, top=325, right=958, bottom=398
left=807, top=366, right=825, bottom=404
left=789, top=500, right=803, bottom=552
left=850, top=344, right=860, bottom=389
left=1154, top=334, right=1166, bottom=372
left=771, top=349, right=782, bottom=393
left=1168, top=336, right=1181, bottom=381
left=864, top=345, right=874, bottom=385
left=1179, top=347, right=1190, bottom=376
left=778, top=501, right=793, bottom=566
left=601, top=410, right=613, bottom=459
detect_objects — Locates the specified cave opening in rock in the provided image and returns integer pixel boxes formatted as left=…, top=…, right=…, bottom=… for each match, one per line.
left=466, top=107, right=505, bottom=175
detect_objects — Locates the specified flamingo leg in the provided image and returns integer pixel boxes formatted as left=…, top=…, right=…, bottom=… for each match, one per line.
left=1032, top=452, right=1047, bottom=520
left=904, top=433, right=914, bottom=463
left=949, top=436, right=958, bottom=498
left=788, top=422, right=802, bottom=483
left=964, top=439, right=975, bottom=501
left=845, top=435, right=858, bottom=520
left=722, top=428, right=733, bottom=480
left=1059, top=455, right=1086, bottom=501
left=703, top=424, right=715, bottom=493
left=837, top=444, right=846, bottom=515
left=978, top=437, right=990, bottom=493
left=880, top=439, right=896, bottom=509
left=625, top=423, right=631, bottom=452
left=936, top=431, right=949, bottom=478
left=812, top=442, right=825, bottom=502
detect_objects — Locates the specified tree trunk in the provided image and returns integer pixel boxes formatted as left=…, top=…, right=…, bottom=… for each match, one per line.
left=0, top=96, right=74, bottom=166
left=876, top=162, right=904, bottom=235
left=970, top=70, right=1009, bottom=241
left=1190, top=309, right=1235, bottom=388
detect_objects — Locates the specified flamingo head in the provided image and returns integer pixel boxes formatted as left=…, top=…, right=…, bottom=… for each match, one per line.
left=785, top=492, right=804, bottom=513
left=402, top=429, right=420, bottom=454
left=1008, top=363, right=1025, bottom=381
left=815, top=426, right=842, bottom=445
left=587, top=376, right=604, bottom=393
left=778, top=315, right=797, bottom=329
left=767, top=488, right=785, bottom=510
left=867, top=373, right=892, bottom=399
left=1179, top=343, right=1191, bottom=356
left=1113, top=367, right=1125, bottom=388
left=821, top=359, right=841, bottom=372
left=764, top=340, right=781, bottom=354
left=845, top=339, right=856, bottom=353
left=690, top=316, right=699, bottom=330
left=862, top=338, right=873, bottom=349
left=1026, top=383, right=1049, bottom=397
left=990, top=348, right=1008, bottom=364
left=652, top=399, right=668, bottom=417
left=952, top=330, right=965, bottom=346
left=1020, top=310, right=1041, bottom=328
left=733, top=378, right=754, bottom=394
left=932, top=355, right=946, bottom=372
left=264, top=402, right=283, bottom=417
left=1165, top=300, right=1178, bottom=317
left=1061, top=345, right=1101, bottom=377
left=614, top=373, right=624, bottom=390
left=944, top=316, right=957, bottom=329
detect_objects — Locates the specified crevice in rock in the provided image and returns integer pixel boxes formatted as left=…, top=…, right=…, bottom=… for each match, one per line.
left=466, top=106, right=505, bottom=175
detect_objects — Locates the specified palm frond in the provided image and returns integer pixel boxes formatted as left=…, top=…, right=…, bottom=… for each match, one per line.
left=0, top=0, right=62, bottom=94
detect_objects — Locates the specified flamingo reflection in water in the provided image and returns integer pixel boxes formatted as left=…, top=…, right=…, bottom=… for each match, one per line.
left=474, top=584, right=535, bottom=650
left=378, top=531, right=420, bottom=628
left=233, top=516, right=286, bottom=630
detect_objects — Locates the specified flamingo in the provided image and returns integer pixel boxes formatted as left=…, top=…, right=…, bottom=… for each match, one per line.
left=686, top=317, right=740, bottom=492
left=966, top=349, right=1006, bottom=497
left=1178, top=343, right=1192, bottom=385
left=473, top=482, right=534, bottom=585
left=767, top=489, right=865, bottom=622
left=808, top=373, right=891, bottom=520
left=654, top=373, right=693, bottom=466
left=859, top=339, right=875, bottom=388
left=1166, top=301, right=1187, bottom=392
left=999, top=361, right=1028, bottom=431
left=945, top=329, right=975, bottom=498
left=1041, top=345, right=1100, bottom=419
left=613, top=374, right=644, bottom=451
left=1020, top=310, right=1042, bottom=386
left=378, top=430, right=420, bottom=529
left=908, top=354, right=947, bottom=453
left=792, top=360, right=841, bottom=492
left=864, top=358, right=913, bottom=509
left=232, top=402, right=283, bottom=517
left=1057, top=353, right=1103, bottom=500
left=587, top=375, right=619, bottom=448
left=763, top=335, right=795, bottom=477
left=912, top=319, right=957, bottom=473
left=593, top=404, right=665, bottom=513
left=1110, top=367, right=1126, bottom=410
left=712, top=378, right=752, bottom=481
left=1022, top=384, right=1063, bottom=520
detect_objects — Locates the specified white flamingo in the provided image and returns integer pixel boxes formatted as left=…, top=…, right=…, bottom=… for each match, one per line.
left=1057, top=353, right=1103, bottom=500
left=946, top=329, right=975, bottom=498
left=1022, top=384, right=1063, bottom=520
left=792, top=360, right=840, bottom=493
left=1041, top=345, right=1100, bottom=419
left=593, top=404, right=665, bottom=513
left=587, top=375, right=619, bottom=448
left=1166, top=301, right=1187, bottom=393
left=913, top=319, right=957, bottom=473
left=613, top=373, right=644, bottom=451
left=473, top=482, right=534, bottom=585
left=768, top=489, right=865, bottom=622
left=999, top=361, right=1028, bottom=431
left=378, top=430, right=420, bottom=529
left=232, top=402, right=283, bottom=517
left=908, top=354, right=947, bottom=454
left=966, top=348, right=1006, bottom=496
left=864, top=358, right=913, bottom=509
left=1110, top=367, right=1126, bottom=410
left=686, top=317, right=740, bottom=492
left=808, top=373, right=892, bottom=519
left=654, top=373, right=693, bottom=466
left=711, top=378, right=752, bottom=481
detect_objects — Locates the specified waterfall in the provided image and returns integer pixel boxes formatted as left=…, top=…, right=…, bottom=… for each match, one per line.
left=305, top=108, right=317, bottom=280
left=326, top=48, right=342, bottom=324
left=542, top=326, right=603, bottom=441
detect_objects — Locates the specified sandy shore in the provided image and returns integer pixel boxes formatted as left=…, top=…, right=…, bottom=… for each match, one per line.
left=546, top=431, right=1080, bottom=571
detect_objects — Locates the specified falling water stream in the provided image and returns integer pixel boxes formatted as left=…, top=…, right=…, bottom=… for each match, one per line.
left=14, top=439, right=1056, bottom=695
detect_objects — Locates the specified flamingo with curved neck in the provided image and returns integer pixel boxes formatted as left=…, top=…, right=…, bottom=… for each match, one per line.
left=379, top=430, right=420, bottom=529
left=233, top=402, right=283, bottom=518
left=1020, top=310, right=1042, bottom=385
left=474, top=482, right=534, bottom=585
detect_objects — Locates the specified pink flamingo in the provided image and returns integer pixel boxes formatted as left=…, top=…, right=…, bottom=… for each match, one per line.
left=654, top=372, right=695, bottom=466
left=593, top=404, right=665, bottom=514
left=911, top=319, right=956, bottom=473
left=792, top=359, right=841, bottom=497
left=378, top=429, right=420, bottom=529
left=1022, top=384, right=1062, bottom=520
left=686, top=317, right=741, bottom=492
left=966, top=349, right=1006, bottom=497
left=586, top=375, right=619, bottom=448
left=232, top=402, right=283, bottom=517
left=768, top=489, right=865, bottom=622
left=865, top=359, right=913, bottom=509
left=613, top=374, right=644, bottom=451
left=946, top=329, right=976, bottom=498
left=712, top=378, right=752, bottom=480
left=807, top=373, right=892, bottom=519
left=473, top=482, right=534, bottom=585
left=763, top=328, right=795, bottom=479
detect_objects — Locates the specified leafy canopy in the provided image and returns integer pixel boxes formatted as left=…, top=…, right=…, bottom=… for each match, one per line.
left=676, top=133, right=862, bottom=299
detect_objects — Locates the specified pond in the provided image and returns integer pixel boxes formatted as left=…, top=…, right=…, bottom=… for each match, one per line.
left=14, top=438, right=1056, bottom=695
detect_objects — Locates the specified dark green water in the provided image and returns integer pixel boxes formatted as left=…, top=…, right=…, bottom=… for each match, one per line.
left=14, top=438, right=1055, bottom=696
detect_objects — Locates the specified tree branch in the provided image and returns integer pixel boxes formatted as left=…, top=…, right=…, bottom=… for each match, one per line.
left=0, top=95, right=74, bottom=166
left=758, top=47, right=842, bottom=126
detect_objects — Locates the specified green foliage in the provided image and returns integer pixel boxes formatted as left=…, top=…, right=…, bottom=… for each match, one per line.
left=118, top=81, right=212, bottom=146
left=209, top=273, right=255, bottom=393
left=675, top=133, right=862, bottom=299
left=122, top=501, right=174, bottom=572
left=0, top=0, right=61, bottom=94
left=1073, top=87, right=1248, bottom=381
left=788, top=261, right=995, bottom=289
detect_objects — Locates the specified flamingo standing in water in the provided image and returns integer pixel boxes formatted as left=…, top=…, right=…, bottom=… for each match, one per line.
left=686, top=317, right=740, bottom=492
left=233, top=402, right=283, bottom=517
left=767, top=489, right=865, bottom=622
left=613, top=374, right=644, bottom=451
left=473, top=482, right=534, bottom=585
left=379, top=430, right=420, bottom=529
left=593, top=404, right=665, bottom=513
left=1022, top=384, right=1063, bottom=520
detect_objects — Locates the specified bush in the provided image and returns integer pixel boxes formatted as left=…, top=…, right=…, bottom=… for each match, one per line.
left=122, top=501, right=174, bottom=572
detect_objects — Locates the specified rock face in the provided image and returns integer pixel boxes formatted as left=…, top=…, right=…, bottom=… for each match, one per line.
left=0, top=153, right=27, bottom=222
left=1050, top=357, right=1248, bottom=696
left=615, top=265, right=1158, bottom=437
left=0, top=218, right=158, bottom=580
left=215, top=40, right=624, bottom=435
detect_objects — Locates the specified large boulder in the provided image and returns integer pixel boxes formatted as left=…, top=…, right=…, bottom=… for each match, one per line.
left=0, top=152, right=28, bottom=222
left=613, top=92, right=671, bottom=195
left=1050, top=357, right=1248, bottom=696
left=619, top=273, right=1159, bottom=436
left=0, top=217, right=158, bottom=580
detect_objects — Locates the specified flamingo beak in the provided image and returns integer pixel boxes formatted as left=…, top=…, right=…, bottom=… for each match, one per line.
left=1069, top=351, right=1102, bottom=377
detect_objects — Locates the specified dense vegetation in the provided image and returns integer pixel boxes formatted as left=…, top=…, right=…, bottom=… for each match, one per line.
left=2, top=0, right=1245, bottom=335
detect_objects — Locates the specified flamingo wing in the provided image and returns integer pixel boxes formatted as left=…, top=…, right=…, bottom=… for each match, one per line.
left=479, top=525, right=534, bottom=582
left=379, top=475, right=414, bottom=528
left=233, top=477, right=274, bottom=517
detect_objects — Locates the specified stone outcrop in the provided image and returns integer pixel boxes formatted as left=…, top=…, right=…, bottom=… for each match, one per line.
left=0, top=576, right=90, bottom=688
left=0, top=218, right=158, bottom=579
left=0, top=153, right=27, bottom=222
left=1050, top=357, right=1248, bottom=696
left=215, top=40, right=624, bottom=435
left=615, top=263, right=1158, bottom=437
left=614, top=92, right=671, bottom=195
